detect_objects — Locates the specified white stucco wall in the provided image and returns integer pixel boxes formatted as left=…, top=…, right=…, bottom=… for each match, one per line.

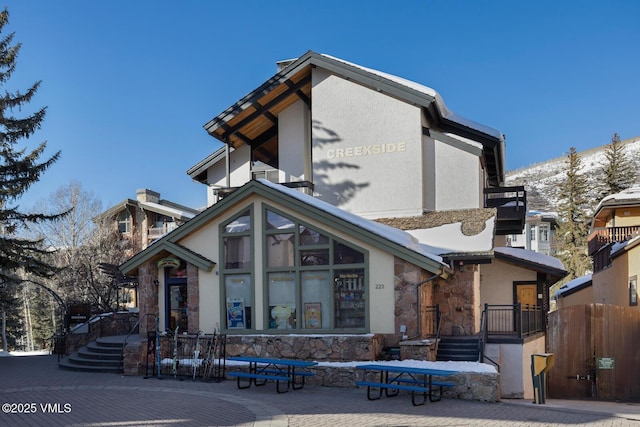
left=432, top=137, right=482, bottom=210
left=480, top=261, right=538, bottom=307
left=181, top=220, right=223, bottom=332
left=311, top=68, right=424, bottom=219
left=279, top=100, right=310, bottom=182
left=207, top=144, right=251, bottom=188
left=487, top=336, right=546, bottom=399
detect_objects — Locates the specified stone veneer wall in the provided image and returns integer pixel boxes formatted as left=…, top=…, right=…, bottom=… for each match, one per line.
left=433, top=267, right=477, bottom=336
left=225, top=334, right=384, bottom=361
left=186, top=263, right=199, bottom=334
left=137, top=261, right=159, bottom=336
left=65, top=311, right=139, bottom=355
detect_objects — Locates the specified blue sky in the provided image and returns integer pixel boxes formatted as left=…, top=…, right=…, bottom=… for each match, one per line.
left=5, top=1, right=640, bottom=211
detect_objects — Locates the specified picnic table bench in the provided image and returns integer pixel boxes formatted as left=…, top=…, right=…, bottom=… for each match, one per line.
left=355, top=364, right=457, bottom=406
left=227, top=356, right=318, bottom=393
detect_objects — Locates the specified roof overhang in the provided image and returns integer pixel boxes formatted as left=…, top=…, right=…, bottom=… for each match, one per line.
left=202, top=51, right=505, bottom=186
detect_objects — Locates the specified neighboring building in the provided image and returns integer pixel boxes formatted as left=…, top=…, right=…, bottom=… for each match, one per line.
left=589, top=185, right=640, bottom=273
left=507, top=211, right=559, bottom=256
left=98, top=188, right=201, bottom=255
left=554, top=274, right=593, bottom=309
left=560, top=186, right=640, bottom=308
left=121, top=52, right=567, bottom=399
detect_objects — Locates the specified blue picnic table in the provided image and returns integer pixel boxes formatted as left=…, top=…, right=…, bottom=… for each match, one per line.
left=227, top=356, right=318, bottom=393
left=355, top=363, right=458, bottom=406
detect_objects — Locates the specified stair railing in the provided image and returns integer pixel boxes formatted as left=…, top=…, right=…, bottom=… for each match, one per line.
left=479, top=304, right=500, bottom=372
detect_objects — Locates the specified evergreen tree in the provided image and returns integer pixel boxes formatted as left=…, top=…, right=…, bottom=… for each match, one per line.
left=555, top=147, right=592, bottom=282
left=0, top=8, right=64, bottom=286
left=600, top=133, right=637, bottom=197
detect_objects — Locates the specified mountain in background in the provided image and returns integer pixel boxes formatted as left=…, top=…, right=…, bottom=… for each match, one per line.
left=505, top=136, right=640, bottom=214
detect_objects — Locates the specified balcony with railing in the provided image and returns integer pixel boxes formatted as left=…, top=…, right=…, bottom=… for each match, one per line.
left=588, top=226, right=640, bottom=255
left=484, top=186, right=527, bottom=235
left=148, top=222, right=178, bottom=240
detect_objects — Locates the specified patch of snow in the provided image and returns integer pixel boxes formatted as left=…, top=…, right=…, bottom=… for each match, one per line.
left=555, top=274, right=592, bottom=298
left=0, top=350, right=50, bottom=357
left=221, top=357, right=496, bottom=374
left=407, top=218, right=495, bottom=255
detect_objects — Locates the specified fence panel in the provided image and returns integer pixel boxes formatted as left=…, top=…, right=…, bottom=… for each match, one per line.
left=548, top=304, right=640, bottom=401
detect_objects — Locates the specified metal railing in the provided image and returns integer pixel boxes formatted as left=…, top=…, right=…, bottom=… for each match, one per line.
left=484, top=303, right=544, bottom=338
left=478, top=307, right=500, bottom=371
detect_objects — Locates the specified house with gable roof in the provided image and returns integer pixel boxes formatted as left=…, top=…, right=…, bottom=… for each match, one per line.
left=556, top=185, right=640, bottom=308
left=120, top=52, right=568, bottom=399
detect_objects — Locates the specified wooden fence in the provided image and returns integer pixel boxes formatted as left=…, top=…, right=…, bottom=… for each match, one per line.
left=547, top=304, right=640, bottom=401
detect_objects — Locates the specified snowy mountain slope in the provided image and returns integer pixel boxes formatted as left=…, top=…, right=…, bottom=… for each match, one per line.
left=505, top=136, right=640, bottom=213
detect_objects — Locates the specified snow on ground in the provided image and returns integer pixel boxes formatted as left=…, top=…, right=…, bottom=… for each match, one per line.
left=0, top=350, right=50, bottom=357
left=162, top=357, right=497, bottom=374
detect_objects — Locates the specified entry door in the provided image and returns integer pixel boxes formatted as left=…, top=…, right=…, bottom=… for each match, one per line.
left=166, top=281, right=188, bottom=332
left=516, top=284, right=538, bottom=309
left=516, top=283, right=539, bottom=334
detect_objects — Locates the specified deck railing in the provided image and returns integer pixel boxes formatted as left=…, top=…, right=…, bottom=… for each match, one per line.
left=484, top=303, right=544, bottom=338
left=588, top=226, right=640, bottom=255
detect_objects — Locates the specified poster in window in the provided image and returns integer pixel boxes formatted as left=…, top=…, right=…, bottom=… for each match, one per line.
left=226, top=298, right=245, bottom=329
left=304, top=302, right=322, bottom=329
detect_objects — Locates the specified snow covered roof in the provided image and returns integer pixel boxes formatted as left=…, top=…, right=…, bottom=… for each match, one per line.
left=594, top=185, right=640, bottom=213
left=493, top=247, right=567, bottom=280
left=138, top=201, right=197, bottom=221
left=406, top=218, right=495, bottom=255
left=554, top=274, right=593, bottom=298
left=259, top=180, right=447, bottom=268
left=321, top=54, right=503, bottom=140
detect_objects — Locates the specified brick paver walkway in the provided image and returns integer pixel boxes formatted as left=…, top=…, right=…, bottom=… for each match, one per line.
left=1, top=355, right=638, bottom=426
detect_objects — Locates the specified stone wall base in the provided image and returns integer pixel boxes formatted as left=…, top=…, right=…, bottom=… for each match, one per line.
left=225, top=364, right=500, bottom=402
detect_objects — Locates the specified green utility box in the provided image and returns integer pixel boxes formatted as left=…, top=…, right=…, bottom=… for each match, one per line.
left=531, top=353, right=554, bottom=404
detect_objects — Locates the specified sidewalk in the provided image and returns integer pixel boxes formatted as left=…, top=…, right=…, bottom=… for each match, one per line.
left=1, top=354, right=640, bottom=426
left=503, top=397, right=640, bottom=421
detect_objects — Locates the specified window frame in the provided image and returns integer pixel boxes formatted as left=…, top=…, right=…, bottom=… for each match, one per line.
left=220, top=206, right=255, bottom=331
left=630, top=276, right=638, bottom=306
left=263, top=205, right=369, bottom=332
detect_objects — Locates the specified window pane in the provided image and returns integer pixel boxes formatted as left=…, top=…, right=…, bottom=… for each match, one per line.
left=266, top=210, right=295, bottom=230
left=334, top=270, right=365, bottom=329
left=225, top=210, right=251, bottom=233
left=300, top=249, right=329, bottom=266
left=299, top=226, right=329, bottom=246
left=267, top=233, right=294, bottom=267
left=333, top=241, right=365, bottom=264
left=224, top=236, right=251, bottom=269
left=268, top=272, right=296, bottom=329
left=301, top=271, right=331, bottom=329
left=225, top=274, right=252, bottom=329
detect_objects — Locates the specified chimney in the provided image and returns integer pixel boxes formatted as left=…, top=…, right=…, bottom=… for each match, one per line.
left=136, top=188, right=160, bottom=204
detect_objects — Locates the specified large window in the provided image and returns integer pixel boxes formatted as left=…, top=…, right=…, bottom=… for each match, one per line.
left=265, top=208, right=367, bottom=331
left=221, top=209, right=253, bottom=329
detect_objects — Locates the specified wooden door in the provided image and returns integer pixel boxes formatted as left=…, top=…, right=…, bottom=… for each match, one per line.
left=516, top=284, right=537, bottom=308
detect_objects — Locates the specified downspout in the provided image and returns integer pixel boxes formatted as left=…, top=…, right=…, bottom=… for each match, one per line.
left=225, top=140, right=231, bottom=188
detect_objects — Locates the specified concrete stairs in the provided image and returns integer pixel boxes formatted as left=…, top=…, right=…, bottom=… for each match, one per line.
left=59, top=335, right=127, bottom=373
left=436, top=335, right=480, bottom=362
